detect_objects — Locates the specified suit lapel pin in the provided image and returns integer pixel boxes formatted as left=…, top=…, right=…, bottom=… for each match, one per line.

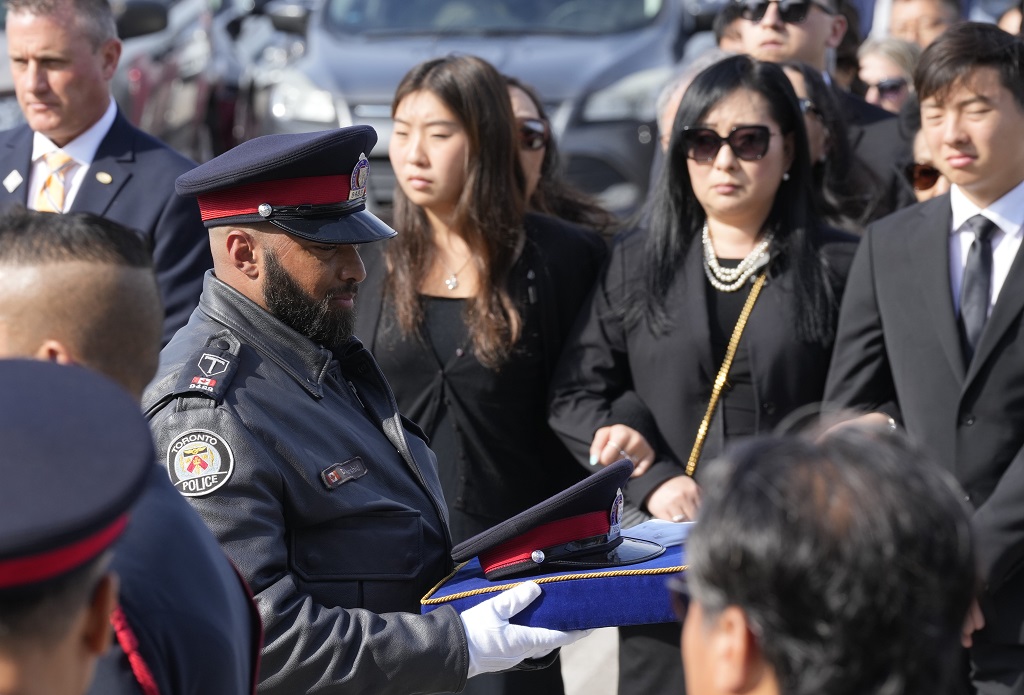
left=95, top=171, right=113, bottom=184
left=3, top=170, right=23, bottom=193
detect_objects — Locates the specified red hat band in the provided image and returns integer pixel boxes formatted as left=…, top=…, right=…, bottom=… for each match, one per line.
left=197, top=175, right=353, bottom=223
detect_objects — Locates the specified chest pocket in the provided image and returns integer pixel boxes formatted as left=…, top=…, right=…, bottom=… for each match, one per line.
left=290, top=510, right=424, bottom=582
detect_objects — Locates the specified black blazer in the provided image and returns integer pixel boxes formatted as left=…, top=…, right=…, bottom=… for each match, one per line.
left=0, top=112, right=212, bottom=345
left=825, top=194, right=1024, bottom=642
left=836, top=89, right=917, bottom=219
left=549, top=226, right=858, bottom=507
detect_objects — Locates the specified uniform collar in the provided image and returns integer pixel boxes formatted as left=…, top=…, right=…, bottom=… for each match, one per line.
left=197, top=271, right=337, bottom=397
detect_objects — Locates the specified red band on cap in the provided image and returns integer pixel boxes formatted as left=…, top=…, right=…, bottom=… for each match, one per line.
left=0, top=515, right=128, bottom=589
left=479, top=511, right=610, bottom=575
left=197, top=175, right=351, bottom=222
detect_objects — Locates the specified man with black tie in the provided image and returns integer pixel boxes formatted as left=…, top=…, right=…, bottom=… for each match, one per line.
left=733, top=0, right=916, bottom=217
left=825, top=23, right=1024, bottom=695
left=0, top=0, right=211, bottom=344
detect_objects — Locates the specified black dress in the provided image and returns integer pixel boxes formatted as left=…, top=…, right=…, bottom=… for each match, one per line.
left=355, top=213, right=608, bottom=695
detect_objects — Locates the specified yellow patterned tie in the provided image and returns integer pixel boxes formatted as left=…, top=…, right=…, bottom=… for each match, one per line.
left=36, top=151, right=75, bottom=213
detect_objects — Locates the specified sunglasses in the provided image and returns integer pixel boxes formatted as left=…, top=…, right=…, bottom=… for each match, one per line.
left=736, top=0, right=835, bottom=24
left=667, top=574, right=690, bottom=622
left=864, top=77, right=908, bottom=100
left=904, top=162, right=941, bottom=191
left=680, top=125, right=775, bottom=162
left=518, top=118, right=549, bottom=151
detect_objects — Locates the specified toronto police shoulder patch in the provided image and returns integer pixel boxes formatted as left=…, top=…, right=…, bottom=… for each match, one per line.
left=167, top=429, right=235, bottom=497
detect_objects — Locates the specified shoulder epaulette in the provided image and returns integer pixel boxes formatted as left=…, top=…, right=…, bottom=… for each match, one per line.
left=169, top=331, right=242, bottom=404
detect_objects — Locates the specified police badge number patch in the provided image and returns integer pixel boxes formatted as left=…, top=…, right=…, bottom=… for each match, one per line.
left=167, top=429, right=235, bottom=497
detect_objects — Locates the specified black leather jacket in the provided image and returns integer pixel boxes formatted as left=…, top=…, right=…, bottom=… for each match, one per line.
left=143, top=272, right=469, bottom=694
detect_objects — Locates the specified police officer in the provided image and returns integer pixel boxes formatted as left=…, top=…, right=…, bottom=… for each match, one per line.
left=143, top=126, right=583, bottom=694
left=0, top=361, right=152, bottom=695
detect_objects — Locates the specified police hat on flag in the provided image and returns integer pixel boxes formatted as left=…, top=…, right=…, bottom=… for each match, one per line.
left=422, top=460, right=690, bottom=631
left=0, top=361, right=151, bottom=594
left=175, top=126, right=396, bottom=245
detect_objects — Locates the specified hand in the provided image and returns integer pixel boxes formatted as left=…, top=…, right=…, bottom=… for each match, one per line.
left=589, top=425, right=655, bottom=476
left=646, top=475, right=701, bottom=522
left=460, top=581, right=590, bottom=678
left=962, top=598, right=985, bottom=648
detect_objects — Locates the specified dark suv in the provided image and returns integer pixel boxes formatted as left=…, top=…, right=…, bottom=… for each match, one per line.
left=234, top=0, right=706, bottom=217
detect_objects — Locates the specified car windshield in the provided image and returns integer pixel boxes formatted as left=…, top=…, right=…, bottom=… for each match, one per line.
left=324, top=0, right=665, bottom=35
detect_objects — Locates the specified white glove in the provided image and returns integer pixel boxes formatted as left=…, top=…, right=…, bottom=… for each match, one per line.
left=459, top=581, right=590, bottom=678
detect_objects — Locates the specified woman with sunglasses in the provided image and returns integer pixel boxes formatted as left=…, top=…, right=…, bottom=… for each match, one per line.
left=355, top=54, right=606, bottom=695
left=898, top=93, right=951, bottom=202
left=506, top=76, right=616, bottom=238
left=783, top=61, right=886, bottom=232
left=549, top=54, right=858, bottom=695
left=857, top=37, right=920, bottom=114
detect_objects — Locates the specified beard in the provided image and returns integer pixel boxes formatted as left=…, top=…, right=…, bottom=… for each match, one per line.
left=263, top=249, right=357, bottom=352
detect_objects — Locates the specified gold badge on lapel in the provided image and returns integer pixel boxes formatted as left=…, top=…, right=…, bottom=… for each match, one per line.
left=95, top=172, right=113, bottom=184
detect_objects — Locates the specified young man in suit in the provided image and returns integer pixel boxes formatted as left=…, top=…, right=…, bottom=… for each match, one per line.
left=733, top=0, right=915, bottom=217
left=1, top=0, right=211, bottom=345
left=825, top=22, right=1024, bottom=694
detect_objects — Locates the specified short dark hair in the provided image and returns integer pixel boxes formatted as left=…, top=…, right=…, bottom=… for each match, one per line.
left=915, top=22, right=1024, bottom=110
left=686, top=431, right=976, bottom=695
left=713, top=2, right=743, bottom=45
left=0, top=206, right=152, bottom=268
left=0, top=206, right=161, bottom=395
left=0, top=553, right=110, bottom=646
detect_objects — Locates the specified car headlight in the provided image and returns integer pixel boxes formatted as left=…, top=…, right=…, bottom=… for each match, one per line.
left=267, top=70, right=341, bottom=125
left=582, top=66, right=674, bottom=123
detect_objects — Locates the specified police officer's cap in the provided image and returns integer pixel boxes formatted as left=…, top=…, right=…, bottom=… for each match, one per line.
left=452, top=460, right=664, bottom=580
left=175, top=126, right=396, bottom=245
left=0, top=361, right=152, bottom=593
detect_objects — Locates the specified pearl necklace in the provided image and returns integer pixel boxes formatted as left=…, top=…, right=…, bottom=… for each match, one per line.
left=701, top=222, right=773, bottom=292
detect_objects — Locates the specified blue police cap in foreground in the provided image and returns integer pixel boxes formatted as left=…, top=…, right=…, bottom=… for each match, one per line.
left=175, top=126, right=397, bottom=245
left=0, top=361, right=152, bottom=592
left=422, top=460, right=689, bottom=630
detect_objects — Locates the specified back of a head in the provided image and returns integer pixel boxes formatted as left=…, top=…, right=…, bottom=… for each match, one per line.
left=0, top=207, right=162, bottom=397
left=915, top=21, right=1024, bottom=109
left=686, top=431, right=976, bottom=695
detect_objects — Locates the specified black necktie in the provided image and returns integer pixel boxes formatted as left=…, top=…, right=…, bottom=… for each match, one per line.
left=959, top=215, right=998, bottom=362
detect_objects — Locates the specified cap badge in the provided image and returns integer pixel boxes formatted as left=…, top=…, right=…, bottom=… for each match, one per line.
left=166, top=429, right=235, bottom=498
left=531, top=550, right=546, bottom=564
left=348, top=153, right=369, bottom=201
left=258, top=203, right=273, bottom=218
left=609, top=489, right=624, bottom=541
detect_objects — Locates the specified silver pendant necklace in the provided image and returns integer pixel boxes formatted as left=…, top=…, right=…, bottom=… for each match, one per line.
left=701, top=221, right=773, bottom=292
left=442, top=258, right=471, bottom=291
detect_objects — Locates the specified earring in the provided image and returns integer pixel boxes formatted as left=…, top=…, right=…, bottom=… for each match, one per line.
left=782, top=171, right=790, bottom=181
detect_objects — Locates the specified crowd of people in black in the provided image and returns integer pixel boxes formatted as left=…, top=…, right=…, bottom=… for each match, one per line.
left=1, top=0, right=1023, bottom=693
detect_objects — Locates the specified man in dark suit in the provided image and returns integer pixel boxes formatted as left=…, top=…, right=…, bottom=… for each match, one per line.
left=1, top=0, right=211, bottom=345
left=825, top=23, right=1024, bottom=695
left=733, top=0, right=916, bottom=215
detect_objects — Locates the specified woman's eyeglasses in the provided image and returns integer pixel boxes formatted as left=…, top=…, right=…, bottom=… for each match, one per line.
left=865, top=77, right=908, bottom=100
left=737, top=0, right=835, bottom=24
left=680, top=125, right=775, bottom=162
left=905, top=162, right=942, bottom=191
left=518, top=118, right=549, bottom=151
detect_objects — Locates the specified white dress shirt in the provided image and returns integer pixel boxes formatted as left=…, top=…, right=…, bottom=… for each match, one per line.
left=28, top=98, right=118, bottom=212
left=948, top=179, right=1024, bottom=316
